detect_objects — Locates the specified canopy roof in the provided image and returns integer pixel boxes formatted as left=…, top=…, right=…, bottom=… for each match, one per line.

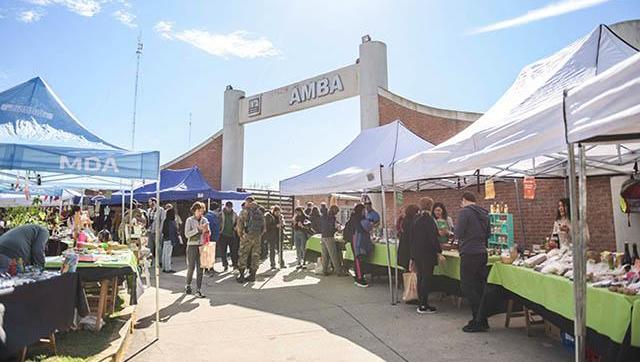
left=394, top=24, right=639, bottom=183
left=566, top=52, right=640, bottom=143
left=280, top=120, right=435, bottom=195
left=0, top=77, right=159, bottom=181
left=108, top=167, right=250, bottom=203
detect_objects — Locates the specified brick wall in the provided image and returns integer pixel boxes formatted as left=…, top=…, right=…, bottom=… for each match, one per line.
left=163, top=133, right=223, bottom=190
left=377, top=93, right=477, bottom=145
left=386, top=177, right=615, bottom=251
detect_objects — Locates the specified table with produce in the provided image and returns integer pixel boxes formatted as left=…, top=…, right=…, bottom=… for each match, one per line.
left=44, top=227, right=140, bottom=331
left=478, top=244, right=640, bottom=361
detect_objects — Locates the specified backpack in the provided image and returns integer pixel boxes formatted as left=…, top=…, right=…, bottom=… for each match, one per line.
left=246, top=206, right=265, bottom=235
left=620, top=175, right=640, bottom=226
left=343, top=218, right=355, bottom=243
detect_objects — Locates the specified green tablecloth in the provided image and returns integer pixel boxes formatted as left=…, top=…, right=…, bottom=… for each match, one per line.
left=306, top=235, right=499, bottom=278
left=633, top=299, right=640, bottom=347
left=45, top=249, right=138, bottom=273
left=488, top=262, right=640, bottom=345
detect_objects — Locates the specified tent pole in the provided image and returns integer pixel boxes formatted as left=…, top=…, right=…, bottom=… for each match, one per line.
left=379, top=165, right=395, bottom=305
left=577, top=144, right=588, bottom=362
left=567, top=143, right=585, bottom=362
left=154, top=174, right=161, bottom=340
left=391, top=165, right=399, bottom=304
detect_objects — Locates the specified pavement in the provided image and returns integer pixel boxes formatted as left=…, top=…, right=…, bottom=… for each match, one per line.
left=125, top=250, right=572, bottom=362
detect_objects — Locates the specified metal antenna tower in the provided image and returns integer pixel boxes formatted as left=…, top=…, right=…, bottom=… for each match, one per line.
left=131, top=34, right=143, bottom=150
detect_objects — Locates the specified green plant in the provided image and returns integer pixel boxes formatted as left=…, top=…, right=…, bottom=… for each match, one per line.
left=5, top=198, right=49, bottom=228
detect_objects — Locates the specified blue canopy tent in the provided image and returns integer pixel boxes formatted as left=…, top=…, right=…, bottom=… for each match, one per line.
left=0, top=77, right=162, bottom=338
left=101, top=166, right=250, bottom=204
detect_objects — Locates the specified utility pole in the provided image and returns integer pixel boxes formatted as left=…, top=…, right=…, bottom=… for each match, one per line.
left=131, top=34, right=143, bottom=150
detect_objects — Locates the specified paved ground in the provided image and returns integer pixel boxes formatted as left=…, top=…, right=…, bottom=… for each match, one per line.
left=125, top=250, right=572, bottom=362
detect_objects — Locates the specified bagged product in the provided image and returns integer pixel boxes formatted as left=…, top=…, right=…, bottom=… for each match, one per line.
left=199, top=242, right=216, bottom=269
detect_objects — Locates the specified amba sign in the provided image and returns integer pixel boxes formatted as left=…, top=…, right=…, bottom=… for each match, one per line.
left=239, top=63, right=359, bottom=124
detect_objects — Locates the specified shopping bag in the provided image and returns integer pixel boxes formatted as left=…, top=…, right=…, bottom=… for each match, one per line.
left=199, top=242, right=216, bottom=269
left=402, top=272, right=418, bottom=303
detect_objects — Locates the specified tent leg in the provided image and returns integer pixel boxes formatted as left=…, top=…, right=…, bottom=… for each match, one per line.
left=391, top=166, right=399, bottom=304
left=379, top=165, right=395, bottom=306
left=154, top=175, right=161, bottom=340
left=568, top=143, right=585, bottom=362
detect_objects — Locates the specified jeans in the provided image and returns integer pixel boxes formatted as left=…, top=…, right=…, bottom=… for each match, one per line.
left=162, top=240, right=173, bottom=271
left=460, top=253, right=488, bottom=322
left=218, top=234, right=238, bottom=267
left=320, top=237, right=342, bottom=274
left=416, top=261, right=435, bottom=307
left=267, top=237, right=279, bottom=268
left=186, top=245, right=203, bottom=290
left=294, top=231, right=307, bottom=265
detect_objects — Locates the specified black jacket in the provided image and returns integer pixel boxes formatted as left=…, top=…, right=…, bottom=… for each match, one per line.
left=320, top=214, right=337, bottom=238
left=410, top=212, right=442, bottom=268
left=455, top=204, right=490, bottom=255
left=397, top=215, right=415, bottom=270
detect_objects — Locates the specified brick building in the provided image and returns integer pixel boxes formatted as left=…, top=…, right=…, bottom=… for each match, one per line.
left=162, top=88, right=619, bottom=251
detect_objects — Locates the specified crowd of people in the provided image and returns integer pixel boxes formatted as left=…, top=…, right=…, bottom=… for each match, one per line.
left=0, top=191, right=576, bottom=333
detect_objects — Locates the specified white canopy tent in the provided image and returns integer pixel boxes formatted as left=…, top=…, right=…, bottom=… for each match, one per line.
left=391, top=24, right=639, bottom=362
left=280, top=120, right=435, bottom=195
left=566, top=52, right=640, bottom=143
left=393, top=24, right=638, bottom=182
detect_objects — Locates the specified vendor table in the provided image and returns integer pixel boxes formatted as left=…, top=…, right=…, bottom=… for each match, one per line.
left=0, top=273, right=89, bottom=359
left=45, top=250, right=138, bottom=331
left=306, top=234, right=500, bottom=289
left=479, top=262, right=640, bottom=362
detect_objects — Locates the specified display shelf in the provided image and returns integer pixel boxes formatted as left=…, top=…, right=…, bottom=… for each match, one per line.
left=488, top=212, right=514, bottom=249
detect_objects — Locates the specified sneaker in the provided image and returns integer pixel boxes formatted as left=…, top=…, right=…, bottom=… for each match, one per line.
left=236, top=274, right=245, bottom=283
left=270, top=265, right=277, bottom=271
left=354, top=280, right=369, bottom=288
left=195, top=290, right=204, bottom=298
left=223, top=266, right=229, bottom=272
left=417, top=305, right=437, bottom=314
left=185, top=285, right=192, bottom=295
left=246, top=272, right=256, bottom=282
left=462, top=322, right=487, bottom=333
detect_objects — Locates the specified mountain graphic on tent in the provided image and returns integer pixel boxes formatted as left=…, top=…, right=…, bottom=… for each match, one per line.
left=0, top=76, right=121, bottom=150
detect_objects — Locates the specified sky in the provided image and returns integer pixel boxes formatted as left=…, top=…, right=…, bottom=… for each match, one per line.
left=1, top=0, right=639, bottom=189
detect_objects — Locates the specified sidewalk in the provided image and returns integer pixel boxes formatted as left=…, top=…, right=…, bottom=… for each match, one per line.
left=125, top=250, right=571, bottom=362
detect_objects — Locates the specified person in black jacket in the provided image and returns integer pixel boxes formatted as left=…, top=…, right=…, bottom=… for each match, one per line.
left=410, top=197, right=444, bottom=314
left=397, top=204, right=419, bottom=271
left=456, top=192, right=491, bottom=332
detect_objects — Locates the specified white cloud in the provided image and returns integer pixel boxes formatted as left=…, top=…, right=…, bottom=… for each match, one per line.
left=155, top=20, right=280, bottom=59
left=112, top=9, right=135, bottom=28
left=468, top=0, right=611, bottom=35
left=154, top=20, right=174, bottom=39
left=23, top=0, right=102, bottom=17
left=17, top=9, right=44, bottom=23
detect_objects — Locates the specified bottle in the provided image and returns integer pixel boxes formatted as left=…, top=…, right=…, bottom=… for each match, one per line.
left=623, top=242, right=633, bottom=266
left=17, top=257, right=24, bottom=274
left=489, top=203, right=495, bottom=213
left=504, top=204, right=509, bottom=214
left=633, top=243, right=640, bottom=263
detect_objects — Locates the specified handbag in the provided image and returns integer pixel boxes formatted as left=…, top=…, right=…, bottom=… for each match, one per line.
left=199, top=242, right=216, bottom=269
left=402, top=272, right=419, bottom=303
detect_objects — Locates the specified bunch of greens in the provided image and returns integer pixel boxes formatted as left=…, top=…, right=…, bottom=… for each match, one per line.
left=5, top=198, right=50, bottom=228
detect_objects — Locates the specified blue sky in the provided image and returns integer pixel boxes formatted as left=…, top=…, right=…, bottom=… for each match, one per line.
left=1, top=0, right=639, bottom=189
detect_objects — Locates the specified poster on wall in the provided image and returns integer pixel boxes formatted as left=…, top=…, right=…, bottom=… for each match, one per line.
left=524, top=176, right=536, bottom=200
left=484, top=179, right=495, bottom=200
left=395, top=191, right=404, bottom=206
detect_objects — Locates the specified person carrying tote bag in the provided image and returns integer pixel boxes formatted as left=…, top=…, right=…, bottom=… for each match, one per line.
left=184, top=201, right=209, bottom=298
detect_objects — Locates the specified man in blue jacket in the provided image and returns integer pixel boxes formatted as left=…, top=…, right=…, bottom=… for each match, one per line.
left=204, top=202, right=220, bottom=275
left=456, top=192, right=490, bottom=333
